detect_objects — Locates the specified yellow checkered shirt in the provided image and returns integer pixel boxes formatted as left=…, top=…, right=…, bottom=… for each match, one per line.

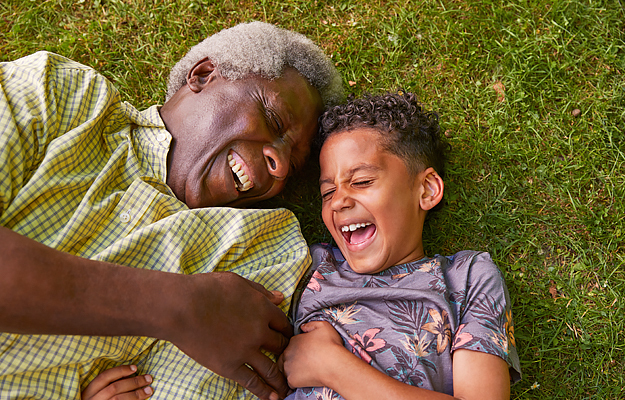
left=0, top=52, right=310, bottom=399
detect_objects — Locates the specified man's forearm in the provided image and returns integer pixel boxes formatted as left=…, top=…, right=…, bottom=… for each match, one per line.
left=0, top=225, right=295, bottom=400
left=0, top=225, right=180, bottom=339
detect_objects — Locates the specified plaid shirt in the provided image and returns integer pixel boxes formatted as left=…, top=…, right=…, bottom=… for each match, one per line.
left=0, top=52, right=310, bottom=399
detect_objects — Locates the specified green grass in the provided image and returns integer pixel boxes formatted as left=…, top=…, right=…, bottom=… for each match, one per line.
left=2, top=0, right=624, bottom=398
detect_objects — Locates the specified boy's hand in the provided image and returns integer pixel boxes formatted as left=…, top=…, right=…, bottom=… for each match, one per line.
left=279, top=320, right=346, bottom=389
left=81, top=365, right=153, bottom=400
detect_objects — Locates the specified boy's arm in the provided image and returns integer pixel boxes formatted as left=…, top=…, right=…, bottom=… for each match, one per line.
left=282, top=321, right=509, bottom=400
left=0, top=226, right=291, bottom=400
left=452, top=349, right=510, bottom=399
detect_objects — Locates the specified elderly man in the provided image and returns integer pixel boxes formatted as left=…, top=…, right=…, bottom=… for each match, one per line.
left=0, top=22, right=343, bottom=400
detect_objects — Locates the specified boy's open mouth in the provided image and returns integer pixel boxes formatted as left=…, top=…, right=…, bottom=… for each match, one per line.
left=341, top=222, right=376, bottom=245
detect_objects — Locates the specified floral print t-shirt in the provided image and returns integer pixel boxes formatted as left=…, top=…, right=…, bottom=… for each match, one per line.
left=286, top=245, right=522, bottom=399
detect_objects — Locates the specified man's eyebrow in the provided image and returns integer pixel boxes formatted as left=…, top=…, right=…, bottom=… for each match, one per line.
left=319, top=163, right=382, bottom=185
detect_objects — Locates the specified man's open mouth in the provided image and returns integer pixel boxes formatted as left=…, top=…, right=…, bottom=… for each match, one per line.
left=228, top=153, right=254, bottom=192
left=341, top=222, right=376, bottom=245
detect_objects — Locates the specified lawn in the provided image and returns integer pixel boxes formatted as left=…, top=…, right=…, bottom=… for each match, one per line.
left=1, top=0, right=624, bottom=398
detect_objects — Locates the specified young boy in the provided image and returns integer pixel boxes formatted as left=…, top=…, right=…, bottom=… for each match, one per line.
left=280, top=91, right=521, bottom=399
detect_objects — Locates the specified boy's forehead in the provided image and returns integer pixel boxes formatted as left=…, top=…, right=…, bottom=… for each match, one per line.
left=322, top=128, right=375, bottom=157
left=321, top=127, right=386, bottom=154
left=319, top=128, right=395, bottom=179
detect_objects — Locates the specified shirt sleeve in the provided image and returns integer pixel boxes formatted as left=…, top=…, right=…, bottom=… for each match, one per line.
left=0, top=52, right=116, bottom=219
left=450, top=251, right=522, bottom=383
left=0, top=53, right=44, bottom=216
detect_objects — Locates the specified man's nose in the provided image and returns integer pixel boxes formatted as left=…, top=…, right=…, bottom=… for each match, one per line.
left=262, top=142, right=290, bottom=180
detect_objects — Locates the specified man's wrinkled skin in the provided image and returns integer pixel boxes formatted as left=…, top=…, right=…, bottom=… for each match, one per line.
left=161, top=58, right=323, bottom=208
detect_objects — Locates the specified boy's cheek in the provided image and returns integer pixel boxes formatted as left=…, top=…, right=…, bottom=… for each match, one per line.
left=329, top=231, right=345, bottom=250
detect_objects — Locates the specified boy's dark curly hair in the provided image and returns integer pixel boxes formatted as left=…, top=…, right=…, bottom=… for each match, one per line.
left=318, top=91, right=449, bottom=180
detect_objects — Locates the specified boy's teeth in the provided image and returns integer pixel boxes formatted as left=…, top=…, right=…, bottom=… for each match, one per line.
left=341, top=222, right=371, bottom=232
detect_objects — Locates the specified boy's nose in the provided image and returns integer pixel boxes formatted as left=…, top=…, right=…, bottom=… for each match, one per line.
left=331, top=187, right=354, bottom=211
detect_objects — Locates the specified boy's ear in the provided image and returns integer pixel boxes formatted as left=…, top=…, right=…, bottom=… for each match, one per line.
left=186, top=58, right=218, bottom=93
left=418, top=167, right=444, bottom=211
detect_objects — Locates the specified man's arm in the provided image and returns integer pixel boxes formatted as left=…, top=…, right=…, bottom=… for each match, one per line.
left=0, top=226, right=291, bottom=400
left=281, top=321, right=510, bottom=400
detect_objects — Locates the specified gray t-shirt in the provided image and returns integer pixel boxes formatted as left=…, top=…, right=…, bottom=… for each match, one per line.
left=287, top=244, right=521, bottom=399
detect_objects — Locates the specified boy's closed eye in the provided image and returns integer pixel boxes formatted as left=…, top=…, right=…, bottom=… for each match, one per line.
left=321, top=188, right=335, bottom=201
left=352, top=179, right=374, bottom=187
left=320, top=177, right=376, bottom=201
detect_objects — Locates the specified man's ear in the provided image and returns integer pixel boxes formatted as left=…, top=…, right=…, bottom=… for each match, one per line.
left=419, top=167, right=444, bottom=211
left=186, top=58, right=217, bottom=93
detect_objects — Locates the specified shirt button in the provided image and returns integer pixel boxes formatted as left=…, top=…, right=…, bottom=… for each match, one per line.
left=120, top=212, right=131, bottom=223
left=156, top=132, right=168, bottom=142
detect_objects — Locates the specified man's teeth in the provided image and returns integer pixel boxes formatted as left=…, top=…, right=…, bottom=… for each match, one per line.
left=228, top=155, right=252, bottom=191
left=341, top=222, right=372, bottom=232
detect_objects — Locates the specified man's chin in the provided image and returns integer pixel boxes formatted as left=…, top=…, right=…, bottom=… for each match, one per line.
left=224, top=194, right=261, bottom=208
left=229, top=182, right=285, bottom=208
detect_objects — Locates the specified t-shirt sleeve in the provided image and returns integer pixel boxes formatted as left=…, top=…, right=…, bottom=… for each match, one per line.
left=450, top=251, right=522, bottom=383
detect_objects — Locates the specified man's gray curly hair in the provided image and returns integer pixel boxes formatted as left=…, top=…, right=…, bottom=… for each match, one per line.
left=166, top=21, right=345, bottom=108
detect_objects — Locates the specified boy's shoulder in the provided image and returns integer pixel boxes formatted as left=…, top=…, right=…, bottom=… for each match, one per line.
left=439, top=250, right=508, bottom=300
left=441, top=250, right=502, bottom=278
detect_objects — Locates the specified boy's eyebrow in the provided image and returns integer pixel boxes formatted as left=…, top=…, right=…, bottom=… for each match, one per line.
left=319, top=163, right=382, bottom=185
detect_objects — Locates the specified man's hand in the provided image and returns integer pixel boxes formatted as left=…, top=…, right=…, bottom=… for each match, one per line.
left=0, top=226, right=292, bottom=399
left=165, top=272, right=293, bottom=400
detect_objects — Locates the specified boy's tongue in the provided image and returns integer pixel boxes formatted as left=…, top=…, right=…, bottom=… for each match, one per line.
left=349, top=224, right=376, bottom=244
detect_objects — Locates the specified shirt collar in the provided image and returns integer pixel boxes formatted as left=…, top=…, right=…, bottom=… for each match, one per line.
left=126, top=103, right=173, bottom=189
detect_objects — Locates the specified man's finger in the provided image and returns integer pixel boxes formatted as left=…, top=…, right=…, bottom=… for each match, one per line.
left=232, top=362, right=282, bottom=400
left=260, top=327, right=290, bottom=354
left=269, top=307, right=294, bottom=340
left=243, top=278, right=293, bottom=340
left=244, top=279, right=286, bottom=306
left=268, top=290, right=285, bottom=305
left=276, top=353, right=285, bottom=375
left=244, top=279, right=276, bottom=299
left=248, top=352, right=290, bottom=399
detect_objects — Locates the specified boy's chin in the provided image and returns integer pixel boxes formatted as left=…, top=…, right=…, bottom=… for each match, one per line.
left=344, top=255, right=387, bottom=275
